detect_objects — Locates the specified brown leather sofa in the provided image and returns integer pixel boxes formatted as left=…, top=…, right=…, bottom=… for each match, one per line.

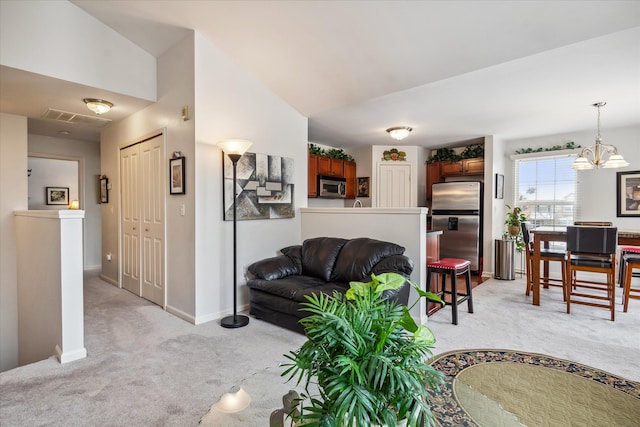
left=246, top=237, right=413, bottom=333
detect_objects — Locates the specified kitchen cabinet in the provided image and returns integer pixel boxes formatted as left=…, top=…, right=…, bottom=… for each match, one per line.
left=308, top=154, right=319, bottom=198
left=426, top=162, right=441, bottom=199
left=440, top=158, right=484, bottom=177
left=344, top=160, right=356, bottom=199
left=308, top=153, right=355, bottom=198
left=426, top=158, right=484, bottom=199
left=318, top=157, right=344, bottom=177
left=462, top=158, right=484, bottom=175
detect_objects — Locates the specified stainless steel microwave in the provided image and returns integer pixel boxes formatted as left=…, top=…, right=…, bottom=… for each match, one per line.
left=318, top=175, right=346, bottom=198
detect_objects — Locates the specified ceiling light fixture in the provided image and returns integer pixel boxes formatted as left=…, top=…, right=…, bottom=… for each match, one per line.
left=572, top=102, right=628, bottom=170
left=83, top=98, right=113, bottom=115
left=386, top=126, right=412, bottom=141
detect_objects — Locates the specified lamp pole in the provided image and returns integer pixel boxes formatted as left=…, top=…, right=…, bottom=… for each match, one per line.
left=217, top=139, right=252, bottom=328
left=221, top=152, right=250, bottom=328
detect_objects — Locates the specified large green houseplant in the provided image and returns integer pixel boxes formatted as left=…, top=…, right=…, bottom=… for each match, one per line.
left=282, top=273, right=445, bottom=427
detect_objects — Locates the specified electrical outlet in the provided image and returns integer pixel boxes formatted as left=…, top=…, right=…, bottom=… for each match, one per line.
left=106, top=253, right=112, bottom=262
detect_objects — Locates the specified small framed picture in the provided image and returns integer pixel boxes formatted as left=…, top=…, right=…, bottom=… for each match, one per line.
left=495, top=173, right=504, bottom=199
left=100, top=177, right=109, bottom=204
left=357, top=177, right=370, bottom=198
left=46, top=187, right=69, bottom=205
left=617, top=170, right=640, bottom=217
left=170, top=156, right=185, bottom=195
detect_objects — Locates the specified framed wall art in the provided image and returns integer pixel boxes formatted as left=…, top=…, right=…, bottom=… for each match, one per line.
left=357, top=177, right=370, bottom=198
left=222, top=152, right=294, bottom=221
left=46, top=187, right=69, bottom=205
left=170, top=157, right=185, bottom=195
left=616, top=170, right=640, bottom=217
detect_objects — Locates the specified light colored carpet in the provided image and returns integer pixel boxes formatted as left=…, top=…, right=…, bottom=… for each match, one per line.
left=1, top=273, right=638, bottom=426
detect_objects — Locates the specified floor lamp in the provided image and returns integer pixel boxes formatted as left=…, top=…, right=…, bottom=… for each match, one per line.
left=217, top=139, right=253, bottom=328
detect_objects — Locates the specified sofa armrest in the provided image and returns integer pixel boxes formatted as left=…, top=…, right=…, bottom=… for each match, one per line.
left=247, top=255, right=301, bottom=281
left=371, top=254, right=414, bottom=277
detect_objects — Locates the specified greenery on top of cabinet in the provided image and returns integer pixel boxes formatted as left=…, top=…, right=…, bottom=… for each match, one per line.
left=427, top=147, right=461, bottom=164
left=309, top=144, right=354, bottom=162
left=460, top=144, right=484, bottom=159
left=426, top=143, right=485, bottom=164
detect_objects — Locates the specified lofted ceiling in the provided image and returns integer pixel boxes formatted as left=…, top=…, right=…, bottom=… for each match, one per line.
left=3, top=1, right=639, bottom=149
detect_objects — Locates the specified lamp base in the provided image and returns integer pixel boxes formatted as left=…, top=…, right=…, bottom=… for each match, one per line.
left=220, top=314, right=250, bottom=329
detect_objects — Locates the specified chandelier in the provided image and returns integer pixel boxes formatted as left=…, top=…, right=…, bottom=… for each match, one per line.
left=571, top=102, right=628, bottom=170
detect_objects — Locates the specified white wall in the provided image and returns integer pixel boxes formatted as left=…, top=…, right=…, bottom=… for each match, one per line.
left=505, top=125, right=640, bottom=231
left=484, top=135, right=509, bottom=277
left=28, top=157, right=78, bottom=209
left=193, top=32, right=308, bottom=323
left=0, top=0, right=156, bottom=101
left=0, top=113, right=28, bottom=372
left=100, top=33, right=197, bottom=318
left=28, top=135, right=102, bottom=270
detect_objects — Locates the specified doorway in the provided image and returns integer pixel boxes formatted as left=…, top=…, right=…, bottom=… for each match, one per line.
left=120, top=134, right=165, bottom=307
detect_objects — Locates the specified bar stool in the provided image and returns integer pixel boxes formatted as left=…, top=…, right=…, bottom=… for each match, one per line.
left=620, top=247, right=640, bottom=312
left=426, top=258, right=473, bottom=325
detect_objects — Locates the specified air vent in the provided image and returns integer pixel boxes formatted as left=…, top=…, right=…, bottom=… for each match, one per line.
left=42, top=108, right=112, bottom=127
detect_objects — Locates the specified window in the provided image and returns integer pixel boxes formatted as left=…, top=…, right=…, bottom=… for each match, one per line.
left=514, top=154, right=577, bottom=228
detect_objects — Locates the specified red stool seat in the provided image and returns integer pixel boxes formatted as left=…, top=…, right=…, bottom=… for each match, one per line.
left=427, top=258, right=471, bottom=270
left=426, top=258, right=474, bottom=325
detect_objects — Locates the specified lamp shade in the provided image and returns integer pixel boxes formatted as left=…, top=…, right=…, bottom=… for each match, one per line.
left=216, top=139, right=253, bottom=156
left=571, top=156, right=594, bottom=170
left=83, top=98, right=113, bottom=114
left=386, top=126, right=412, bottom=141
left=601, top=154, right=629, bottom=168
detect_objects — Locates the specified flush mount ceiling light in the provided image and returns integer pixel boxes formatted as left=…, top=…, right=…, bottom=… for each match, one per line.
left=572, top=102, right=629, bottom=170
left=83, top=98, right=113, bottom=115
left=386, top=126, right=412, bottom=141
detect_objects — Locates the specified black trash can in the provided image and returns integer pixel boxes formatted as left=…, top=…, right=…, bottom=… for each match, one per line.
left=495, top=238, right=515, bottom=280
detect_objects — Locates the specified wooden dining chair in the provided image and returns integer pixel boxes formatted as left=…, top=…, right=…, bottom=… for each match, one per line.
left=565, top=226, right=618, bottom=321
left=521, top=222, right=566, bottom=299
left=620, top=247, right=640, bottom=312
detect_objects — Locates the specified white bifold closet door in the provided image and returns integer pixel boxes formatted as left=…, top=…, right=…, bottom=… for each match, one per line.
left=120, top=135, right=165, bottom=307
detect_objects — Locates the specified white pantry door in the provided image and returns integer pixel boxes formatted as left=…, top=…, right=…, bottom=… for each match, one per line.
left=378, top=163, right=412, bottom=208
left=120, top=135, right=165, bottom=307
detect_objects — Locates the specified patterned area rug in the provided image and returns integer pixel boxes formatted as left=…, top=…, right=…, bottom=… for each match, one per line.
left=428, top=349, right=640, bottom=427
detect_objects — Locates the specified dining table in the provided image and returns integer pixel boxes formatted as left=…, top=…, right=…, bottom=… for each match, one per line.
left=530, top=227, right=640, bottom=306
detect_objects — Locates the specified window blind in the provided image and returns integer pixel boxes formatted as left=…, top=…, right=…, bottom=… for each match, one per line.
left=513, top=153, right=578, bottom=228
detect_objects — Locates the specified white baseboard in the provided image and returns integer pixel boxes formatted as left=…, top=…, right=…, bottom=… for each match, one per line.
left=55, top=345, right=87, bottom=364
left=99, top=274, right=119, bottom=287
left=165, top=305, right=196, bottom=324
left=84, top=265, right=101, bottom=274
left=191, top=303, right=250, bottom=325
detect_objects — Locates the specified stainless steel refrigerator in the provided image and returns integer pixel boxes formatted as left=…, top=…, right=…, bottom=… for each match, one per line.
left=431, top=181, right=483, bottom=273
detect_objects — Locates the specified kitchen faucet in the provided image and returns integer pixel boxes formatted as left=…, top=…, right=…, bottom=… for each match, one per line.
left=352, top=199, right=363, bottom=208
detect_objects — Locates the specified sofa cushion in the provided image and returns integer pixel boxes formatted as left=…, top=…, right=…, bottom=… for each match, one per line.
left=301, top=237, right=348, bottom=282
left=330, top=238, right=406, bottom=283
left=247, top=275, right=346, bottom=303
